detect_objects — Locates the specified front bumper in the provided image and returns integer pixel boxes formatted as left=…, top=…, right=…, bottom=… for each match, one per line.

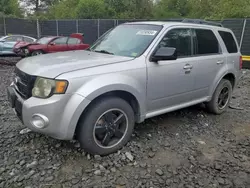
left=7, top=85, right=91, bottom=140
left=13, top=48, right=26, bottom=57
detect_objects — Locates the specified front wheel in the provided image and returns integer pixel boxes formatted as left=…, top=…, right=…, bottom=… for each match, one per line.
left=77, top=97, right=135, bottom=155
left=206, top=79, right=233, bottom=114
left=31, top=50, right=44, bottom=56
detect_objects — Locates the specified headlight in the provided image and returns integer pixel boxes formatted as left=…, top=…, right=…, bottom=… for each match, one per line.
left=32, top=77, right=68, bottom=98
left=24, top=49, right=29, bottom=54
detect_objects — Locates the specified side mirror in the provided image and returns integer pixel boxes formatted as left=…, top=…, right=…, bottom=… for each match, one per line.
left=151, top=47, right=177, bottom=62
left=49, top=42, right=56, bottom=46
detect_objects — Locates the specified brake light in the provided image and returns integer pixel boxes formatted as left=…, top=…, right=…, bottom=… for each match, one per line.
left=240, top=56, right=243, bottom=70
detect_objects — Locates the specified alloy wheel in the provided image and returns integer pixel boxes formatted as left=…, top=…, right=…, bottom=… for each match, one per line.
left=218, top=87, right=230, bottom=109
left=93, top=109, right=128, bottom=149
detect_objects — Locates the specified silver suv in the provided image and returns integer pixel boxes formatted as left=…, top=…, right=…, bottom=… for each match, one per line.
left=7, top=21, right=242, bottom=155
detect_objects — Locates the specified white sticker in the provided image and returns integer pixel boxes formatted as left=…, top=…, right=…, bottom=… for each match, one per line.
left=136, top=30, right=157, bottom=36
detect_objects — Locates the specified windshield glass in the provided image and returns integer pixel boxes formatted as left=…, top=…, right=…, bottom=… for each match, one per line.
left=90, top=24, right=162, bottom=57
left=36, top=37, right=54, bottom=44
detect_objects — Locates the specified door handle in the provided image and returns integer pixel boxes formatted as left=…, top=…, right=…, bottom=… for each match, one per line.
left=217, top=60, right=224, bottom=65
left=183, top=64, right=193, bottom=70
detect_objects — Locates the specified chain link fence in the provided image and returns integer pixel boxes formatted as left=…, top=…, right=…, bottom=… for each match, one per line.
left=0, top=17, right=249, bottom=55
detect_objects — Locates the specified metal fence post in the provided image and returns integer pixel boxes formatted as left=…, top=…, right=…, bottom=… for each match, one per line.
left=36, top=19, right=40, bottom=38
left=76, top=19, right=79, bottom=33
left=56, top=20, right=59, bottom=36
left=97, top=19, right=100, bottom=38
left=240, top=19, right=247, bottom=50
left=114, top=19, right=116, bottom=27
left=3, top=16, right=7, bottom=35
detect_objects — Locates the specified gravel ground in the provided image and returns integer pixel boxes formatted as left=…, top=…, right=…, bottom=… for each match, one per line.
left=0, top=56, right=21, bottom=66
left=0, top=60, right=250, bottom=188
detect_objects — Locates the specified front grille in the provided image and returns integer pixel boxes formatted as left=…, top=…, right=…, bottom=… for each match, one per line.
left=14, top=68, right=36, bottom=99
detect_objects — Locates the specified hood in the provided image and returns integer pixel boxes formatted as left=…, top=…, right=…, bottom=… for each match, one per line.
left=14, top=41, right=40, bottom=49
left=16, top=50, right=134, bottom=78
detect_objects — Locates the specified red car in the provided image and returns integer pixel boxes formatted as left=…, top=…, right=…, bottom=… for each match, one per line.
left=13, top=33, right=90, bottom=57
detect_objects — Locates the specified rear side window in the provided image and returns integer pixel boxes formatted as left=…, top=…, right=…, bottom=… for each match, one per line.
left=68, top=37, right=81, bottom=44
left=158, top=28, right=192, bottom=57
left=218, top=31, right=238, bottom=53
left=52, top=37, right=68, bottom=45
left=194, top=29, right=220, bottom=55
left=24, top=37, right=34, bottom=43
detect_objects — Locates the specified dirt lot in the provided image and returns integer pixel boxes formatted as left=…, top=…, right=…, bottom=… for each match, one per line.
left=0, top=58, right=250, bottom=188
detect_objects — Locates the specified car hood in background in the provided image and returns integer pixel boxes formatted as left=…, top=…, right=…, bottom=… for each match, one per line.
left=16, top=50, right=134, bottom=78
left=14, top=41, right=40, bottom=49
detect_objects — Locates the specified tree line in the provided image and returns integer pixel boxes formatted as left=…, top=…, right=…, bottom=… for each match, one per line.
left=1, top=0, right=250, bottom=20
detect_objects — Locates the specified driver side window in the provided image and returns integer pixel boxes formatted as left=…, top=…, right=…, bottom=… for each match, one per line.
left=158, top=28, right=192, bottom=58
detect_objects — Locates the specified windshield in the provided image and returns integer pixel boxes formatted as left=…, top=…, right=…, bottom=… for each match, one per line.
left=36, top=37, right=54, bottom=44
left=90, top=24, right=162, bottom=57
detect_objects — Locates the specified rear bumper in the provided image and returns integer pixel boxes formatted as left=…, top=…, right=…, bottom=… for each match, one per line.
left=234, top=70, right=243, bottom=90
left=0, top=51, right=15, bottom=55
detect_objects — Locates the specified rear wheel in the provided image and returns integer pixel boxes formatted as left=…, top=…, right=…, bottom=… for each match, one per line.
left=31, top=50, right=44, bottom=56
left=206, top=79, right=232, bottom=114
left=77, top=97, right=135, bottom=155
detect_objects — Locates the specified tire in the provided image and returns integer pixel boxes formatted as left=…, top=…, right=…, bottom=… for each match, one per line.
left=31, top=50, right=44, bottom=56
left=77, top=97, right=135, bottom=155
left=206, top=79, right=232, bottom=114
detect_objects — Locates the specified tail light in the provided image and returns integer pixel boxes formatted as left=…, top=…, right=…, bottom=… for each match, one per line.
left=240, top=56, right=243, bottom=70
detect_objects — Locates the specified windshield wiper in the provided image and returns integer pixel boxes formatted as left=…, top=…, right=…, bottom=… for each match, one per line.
left=94, top=50, right=114, bottom=55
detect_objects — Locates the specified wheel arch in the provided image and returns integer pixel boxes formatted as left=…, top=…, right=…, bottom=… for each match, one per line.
left=222, top=73, right=236, bottom=88
left=210, top=71, right=236, bottom=97
left=73, top=90, right=143, bottom=139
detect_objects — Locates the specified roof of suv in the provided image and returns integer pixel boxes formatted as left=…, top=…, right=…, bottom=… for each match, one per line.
left=125, top=21, right=232, bottom=32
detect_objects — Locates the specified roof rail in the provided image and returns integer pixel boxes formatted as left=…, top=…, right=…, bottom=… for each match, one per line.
left=182, top=19, right=223, bottom=27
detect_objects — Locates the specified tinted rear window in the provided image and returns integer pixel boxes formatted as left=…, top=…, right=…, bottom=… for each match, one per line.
left=195, top=29, right=219, bottom=55
left=219, top=31, right=238, bottom=53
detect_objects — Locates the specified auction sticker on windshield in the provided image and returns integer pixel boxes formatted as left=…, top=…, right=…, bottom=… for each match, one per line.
left=136, top=30, right=158, bottom=36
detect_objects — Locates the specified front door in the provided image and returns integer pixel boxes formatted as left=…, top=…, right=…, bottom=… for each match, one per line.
left=146, top=28, right=196, bottom=113
left=48, top=37, right=68, bottom=53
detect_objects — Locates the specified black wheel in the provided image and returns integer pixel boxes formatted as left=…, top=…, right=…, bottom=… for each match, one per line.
left=31, top=50, right=44, bottom=56
left=206, top=79, right=232, bottom=114
left=77, top=97, right=135, bottom=155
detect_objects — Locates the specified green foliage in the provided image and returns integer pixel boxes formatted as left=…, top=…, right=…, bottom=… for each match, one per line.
left=76, top=0, right=107, bottom=19
left=47, top=0, right=79, bottom=19
left=153, top=0, right=190, bottom=19
left=211, top=0, right=250, bottom=19
left=0, top=0, right=23, bottom=17
left=2, top=0, right=250, bottom=19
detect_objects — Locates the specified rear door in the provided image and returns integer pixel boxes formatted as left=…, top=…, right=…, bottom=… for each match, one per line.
left=190, top=28, right=227, bottom=99
left=67, top=37, right=81, bottom=51
left=47, top=37, right=68, bottom=53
